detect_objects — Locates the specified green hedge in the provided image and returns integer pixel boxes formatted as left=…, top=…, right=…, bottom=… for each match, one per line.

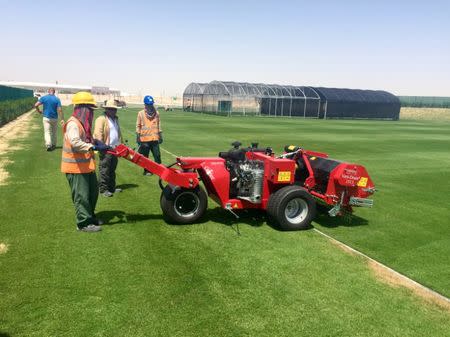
left=398, top=96, right=450, bottom=108
left=0, top=97, right=37, bottom=127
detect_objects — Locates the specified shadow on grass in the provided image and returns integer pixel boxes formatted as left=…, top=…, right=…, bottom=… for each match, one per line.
left=313, top=210, right=369, bottom=228
left=0, top=333, right=11, bottom=337
left=203, top=207, right=266, bottom=228
left=204, top=207, right=358, bottom=233
left=96, top=210, right=163, bottom=225
left=157, top=207, right=266, bottom=232
left=96, top=206, right=368, bottom=231
left=205, top=206, right=369, bottom=231
left=116, top=183, right=139, bottom=190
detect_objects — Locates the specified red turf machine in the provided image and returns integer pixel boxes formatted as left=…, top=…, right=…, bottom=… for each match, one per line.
left=110, top=142, right=375, bottom=230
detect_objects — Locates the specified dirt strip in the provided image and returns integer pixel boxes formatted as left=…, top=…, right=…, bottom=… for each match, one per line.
left=0, top=110, right=37, bottom=186
left=313, top=228, right=450, bottom=311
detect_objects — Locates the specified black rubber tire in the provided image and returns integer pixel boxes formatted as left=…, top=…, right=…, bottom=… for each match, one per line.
left=267, top=185, right=316, bottom=231
left=160, top=186, right=208, bottom=224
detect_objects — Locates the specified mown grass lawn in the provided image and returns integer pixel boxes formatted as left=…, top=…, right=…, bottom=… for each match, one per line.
left=0, top=108, right=449, bottom=337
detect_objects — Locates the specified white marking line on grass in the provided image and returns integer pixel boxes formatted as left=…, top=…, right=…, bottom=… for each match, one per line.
left=118, top=125, right=178, bottom=159
left=313, top=228, right=450, bottom=305
left=160, top=147, right=178, bottom=158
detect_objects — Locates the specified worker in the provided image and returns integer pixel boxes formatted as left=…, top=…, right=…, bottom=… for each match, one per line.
left=61, top=92, right=110, bottom=233
left=34, top=88, right=64, bottom=151
left=93, top=100, right=123, bottom=197
left=185, top=98, right=192, bottom=111
left=136, top=95, right=162, bottom=175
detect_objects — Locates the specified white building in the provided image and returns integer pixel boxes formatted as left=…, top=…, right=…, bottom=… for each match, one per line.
left=0, top=81, right=121, bottom=105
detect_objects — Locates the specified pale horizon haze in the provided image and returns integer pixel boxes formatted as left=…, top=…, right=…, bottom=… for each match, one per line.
left=1, top=0, right=449, bottom=97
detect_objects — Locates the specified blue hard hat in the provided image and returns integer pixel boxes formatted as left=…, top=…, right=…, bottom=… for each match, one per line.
left=143, top=95, right=154, bottom=105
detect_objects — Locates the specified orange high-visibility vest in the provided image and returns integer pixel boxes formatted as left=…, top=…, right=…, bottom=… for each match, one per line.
left=138, top=110, right=160, bottom=142
left=61, top=117, right=96, bottom=174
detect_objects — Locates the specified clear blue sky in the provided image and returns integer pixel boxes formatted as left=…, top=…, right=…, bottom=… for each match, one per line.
left=1, top=0, right=449, bottom=96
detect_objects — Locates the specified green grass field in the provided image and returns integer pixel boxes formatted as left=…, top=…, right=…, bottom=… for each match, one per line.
left=0, top=107, right=449, bottom=337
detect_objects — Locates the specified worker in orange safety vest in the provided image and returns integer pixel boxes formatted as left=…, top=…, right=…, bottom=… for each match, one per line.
left=136, top=95, right=162, bottom=175
left=61, top=91, right=111, bottom=232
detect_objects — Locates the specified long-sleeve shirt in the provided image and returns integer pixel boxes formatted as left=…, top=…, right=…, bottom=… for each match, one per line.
left=65, top=120, right=93, bottom=152
left=93, top=115, right=122, bottom=146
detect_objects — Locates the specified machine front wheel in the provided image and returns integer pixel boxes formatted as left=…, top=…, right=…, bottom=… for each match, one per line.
left=267, top=186, right=316, bottom=230
left=160, top=186, right=208, bottom=224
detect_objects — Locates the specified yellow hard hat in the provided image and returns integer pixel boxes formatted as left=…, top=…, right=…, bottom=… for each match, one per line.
left=72, top=91, right=97, bottom=106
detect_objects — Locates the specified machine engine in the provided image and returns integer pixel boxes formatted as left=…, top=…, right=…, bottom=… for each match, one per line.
left=233, top=160, right=264, bottom=203
left=219, top=142, right=266, bottom=203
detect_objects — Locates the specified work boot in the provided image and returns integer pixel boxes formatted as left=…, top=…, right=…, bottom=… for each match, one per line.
left=78, top=224, right=102, bottom=232
left=102, top=191, right=113, bottom=197
left=93, top=218, right=104, bottom=225
left=46, top=146, right=52, bottom=152
left=144, top=172, right=153, bottom=176
left=114, top=188, right=122, bottom=193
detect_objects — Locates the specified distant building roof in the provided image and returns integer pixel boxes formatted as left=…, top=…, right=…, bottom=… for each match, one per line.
left=0, top=81, right=90, bottom=90
left=0, top=81, right=120, bottom=95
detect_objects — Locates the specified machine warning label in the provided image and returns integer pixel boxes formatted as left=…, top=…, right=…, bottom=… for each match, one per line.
left=357, top=177, right=368, bottom=187
left=278, top=171, right=291, bottom=182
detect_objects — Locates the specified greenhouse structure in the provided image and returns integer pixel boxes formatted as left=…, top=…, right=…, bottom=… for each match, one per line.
left=182, top=81, right=400, bottom=120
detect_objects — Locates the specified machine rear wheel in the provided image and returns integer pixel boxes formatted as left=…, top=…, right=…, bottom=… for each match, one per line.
left=160, top=186, right=208, bottom=224
left=267, top=186, right=316, bottom=230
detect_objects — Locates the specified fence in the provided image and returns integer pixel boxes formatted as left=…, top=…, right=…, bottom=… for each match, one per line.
left=0, top=85, right=33, bottom=102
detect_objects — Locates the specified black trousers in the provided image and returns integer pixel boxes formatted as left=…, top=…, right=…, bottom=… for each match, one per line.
left=98, top=153, right=118, bottom=193
left=138, top=141, right=161, bottom=173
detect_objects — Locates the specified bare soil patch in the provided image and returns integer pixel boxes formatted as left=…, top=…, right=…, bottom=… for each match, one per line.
left=0, top=110, right=36, bottom=185
left=400, top=107, right=450, bottom=121
left=0, top=243, right=8, bottom=254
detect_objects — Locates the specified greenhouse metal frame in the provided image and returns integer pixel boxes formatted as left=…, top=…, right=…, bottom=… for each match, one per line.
left=183, top=81, right=322, bottom=117
left=183, top=81, right=400, bottom=120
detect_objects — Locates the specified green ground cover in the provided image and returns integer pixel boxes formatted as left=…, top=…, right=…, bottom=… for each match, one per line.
left=0, top=97, right=36, bottom=126
left=0, top=108, right=449, bottom=337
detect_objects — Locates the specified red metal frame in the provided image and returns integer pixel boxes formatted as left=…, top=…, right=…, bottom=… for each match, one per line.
left=110, top=144, right=375, bottom=213
left=112, top=144, right=199, bottom=189
left=291, top=149, right=375, bottom=211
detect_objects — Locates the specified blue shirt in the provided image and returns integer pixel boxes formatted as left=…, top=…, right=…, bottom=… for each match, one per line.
left=39, top=94, right=61, bottom=119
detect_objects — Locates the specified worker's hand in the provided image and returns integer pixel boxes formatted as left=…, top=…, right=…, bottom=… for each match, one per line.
left=60, top=119, right=65, bottom=126
left=93, top=144, right=111, bottom=152
left=158, top=133, right=163, bottom=145
left=136, top=134, right=141, bottom=146
left=93, top=139, right=112, bottom=152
